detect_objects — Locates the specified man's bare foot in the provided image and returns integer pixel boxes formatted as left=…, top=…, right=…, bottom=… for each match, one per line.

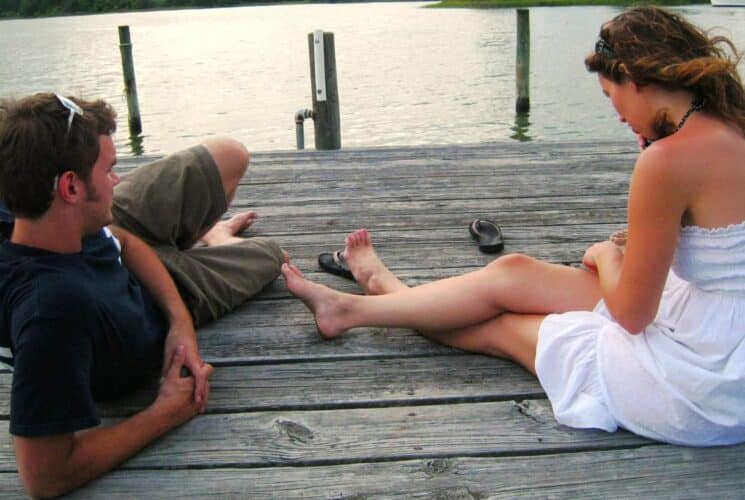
left=342, top=229, right=408, bottom=295
left=281, top=262, right=350, bottom=339
left=200, top=211, right=258, bottom=246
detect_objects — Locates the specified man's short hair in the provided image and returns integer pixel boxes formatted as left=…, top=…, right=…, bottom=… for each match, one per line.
left=0, top=93, right=117, bottom=219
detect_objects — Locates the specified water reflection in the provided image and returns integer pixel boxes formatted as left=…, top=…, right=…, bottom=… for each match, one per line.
left=510, top=112, right=532, bottom=142
left=0, top=3, right=742, bottom=156
left=127, top=133, right=145, bottom=156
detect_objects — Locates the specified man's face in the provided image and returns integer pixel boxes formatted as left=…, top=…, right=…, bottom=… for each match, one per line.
left=81, top=135, right=119, bottom=233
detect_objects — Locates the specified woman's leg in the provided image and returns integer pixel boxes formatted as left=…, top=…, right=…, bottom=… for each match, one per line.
left=283, top=235, right=601, bottom=338
left=440, top=313, right=545, bottom=374
left=340, top=229, right=408, bottom=295
left=340, top=230, right=549, bottom=372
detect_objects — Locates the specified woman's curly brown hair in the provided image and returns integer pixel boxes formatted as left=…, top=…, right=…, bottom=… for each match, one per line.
left=585, top=6, right=745, bottom=135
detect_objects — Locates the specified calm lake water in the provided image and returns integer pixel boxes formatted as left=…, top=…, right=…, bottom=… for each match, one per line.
left=1, top=2, right=744, bottom=156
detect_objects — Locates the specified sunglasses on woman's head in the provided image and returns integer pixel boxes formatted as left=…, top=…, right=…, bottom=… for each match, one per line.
left=594, top=38, right=616, bottom=59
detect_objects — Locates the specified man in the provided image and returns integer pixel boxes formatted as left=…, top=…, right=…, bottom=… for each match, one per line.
left=0, top=93, right=284, bottom=497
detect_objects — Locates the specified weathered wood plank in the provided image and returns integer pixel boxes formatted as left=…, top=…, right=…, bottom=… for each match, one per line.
left=5, top=141, right=738, bottom=498
left=224, top=205, right=629, bottom=237
left=121, top=143, right=637, bottom=205
left=230, top=176, right=631, bottom=207
left=117, top=140, right=638, bottom=172
left=236, top=161, right=633, bottom=185
left=0, top=355, right=542, bottom=418
left=0, top=400, right=649, bottom=471
left=261, top=226, right=625, bottom=254
left=197, top=322, right=451, bottom=363
left=3, top=445, right=740, bottom=499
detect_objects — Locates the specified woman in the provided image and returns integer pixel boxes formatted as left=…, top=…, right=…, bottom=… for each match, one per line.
left=283, top=6, right=745, bottom=446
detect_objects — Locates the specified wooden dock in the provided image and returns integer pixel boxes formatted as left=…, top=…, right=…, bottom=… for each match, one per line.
left=2, top=141, right=744, bottom=498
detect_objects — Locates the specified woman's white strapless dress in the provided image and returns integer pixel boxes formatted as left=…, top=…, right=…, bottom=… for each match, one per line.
left=535, top=222, right=745, bottom=446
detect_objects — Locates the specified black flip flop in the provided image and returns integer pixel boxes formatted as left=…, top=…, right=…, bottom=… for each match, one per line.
left=318, top=250, right=354, bottom=280
left=469, top=218, right=504, bottom=254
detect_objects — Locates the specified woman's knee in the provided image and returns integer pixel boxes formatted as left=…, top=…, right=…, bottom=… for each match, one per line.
left=483, top=253, right=537, bottom=278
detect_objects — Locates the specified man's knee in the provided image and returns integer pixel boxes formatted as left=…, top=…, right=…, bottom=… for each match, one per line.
left=202, top=137, right=250, bottom=179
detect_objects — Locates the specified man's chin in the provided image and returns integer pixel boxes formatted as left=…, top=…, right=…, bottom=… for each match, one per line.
left=83, top=216, right=114, bottom=236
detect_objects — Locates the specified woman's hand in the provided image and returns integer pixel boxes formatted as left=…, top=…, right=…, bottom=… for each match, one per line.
left=583, top=240, right=623, bottom=272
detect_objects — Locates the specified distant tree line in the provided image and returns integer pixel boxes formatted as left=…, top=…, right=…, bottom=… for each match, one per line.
left=0, top=0, right=301, bottom=17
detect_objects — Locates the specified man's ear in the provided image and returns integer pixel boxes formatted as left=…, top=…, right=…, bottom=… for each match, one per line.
left=56, top=171, right=80, bottom=203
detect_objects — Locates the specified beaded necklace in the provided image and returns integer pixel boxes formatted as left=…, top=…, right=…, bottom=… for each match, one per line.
left=677, top=99, right=705, bottom=131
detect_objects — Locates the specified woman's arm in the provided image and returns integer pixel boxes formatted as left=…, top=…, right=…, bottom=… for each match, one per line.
left=585, top=145, right=692, bottom=333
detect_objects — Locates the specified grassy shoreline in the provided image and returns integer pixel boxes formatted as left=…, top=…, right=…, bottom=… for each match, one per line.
left=431, top=0, right=708, bottom=7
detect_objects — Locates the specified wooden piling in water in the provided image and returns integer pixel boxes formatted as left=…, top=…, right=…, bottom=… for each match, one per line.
left=118, top=26, right=143, bottom=135
left=308, top=30, right=341, bottom=150
left=515, top=9, right=530, bottom=113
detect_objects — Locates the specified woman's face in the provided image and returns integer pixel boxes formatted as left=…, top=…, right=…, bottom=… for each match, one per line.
left=598, top=74, right=651, bottom=141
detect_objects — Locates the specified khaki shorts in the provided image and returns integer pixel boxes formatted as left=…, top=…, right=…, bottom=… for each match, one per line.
left=112, top=145, right=283, bottom=327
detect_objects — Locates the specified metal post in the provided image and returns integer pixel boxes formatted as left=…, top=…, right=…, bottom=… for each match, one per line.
left=118, top=25, right=143, bottom=135
left=515, top=9, right=530, bottom=113
left=308, top=30, right=341, bottom=150
left=295, top=108, right=314, bottom=150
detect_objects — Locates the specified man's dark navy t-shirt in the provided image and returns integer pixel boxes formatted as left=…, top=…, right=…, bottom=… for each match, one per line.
left=0, top=228, right=168, bottom=437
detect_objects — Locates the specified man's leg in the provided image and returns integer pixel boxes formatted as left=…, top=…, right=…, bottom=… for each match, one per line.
left=201, top=137, right=248, bottom=206
left=112, top=139, right=284, bottom=326
left=112, top=143, right=227, bottom=248
left=197, top=138, right=261, bottom=247
left=157, top=238, right=284, bottom=327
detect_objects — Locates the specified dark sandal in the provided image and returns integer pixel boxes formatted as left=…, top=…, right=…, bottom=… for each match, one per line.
left=469, top=218, right=504, bottom=254
left=318, top=250, right=354, bottom=279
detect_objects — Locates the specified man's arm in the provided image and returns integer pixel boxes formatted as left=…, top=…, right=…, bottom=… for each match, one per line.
left=14, top=346, right=198, bottom=498
left=108, top=225, right=211, bottom=410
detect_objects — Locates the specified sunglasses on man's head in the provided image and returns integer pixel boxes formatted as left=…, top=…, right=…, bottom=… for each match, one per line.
left=52, top=94, right=84, bottom=191
left=54, top=93, right=84, bottom=135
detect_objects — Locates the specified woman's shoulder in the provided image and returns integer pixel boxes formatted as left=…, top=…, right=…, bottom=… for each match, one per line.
left=638, top=115, right=744, bottom=175
left=635, top=115, right=745, bottom=226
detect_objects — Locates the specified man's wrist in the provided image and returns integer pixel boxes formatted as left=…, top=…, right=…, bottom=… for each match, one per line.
left=166, top=306, right=194, bottom=329
left=144, top=398, right=184, bottom=431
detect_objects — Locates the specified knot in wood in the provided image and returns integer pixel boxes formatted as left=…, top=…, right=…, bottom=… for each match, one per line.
left=424, top=458, right=452, bottom=476
left=433, top=487, right=478, bottom=500
left=275, top=419, right=315, bottom=444
left=512, top=400, right=547, bottom=424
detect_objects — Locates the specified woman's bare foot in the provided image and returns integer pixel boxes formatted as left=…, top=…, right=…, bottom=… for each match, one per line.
left=342, top=229, right=408, bottom=295
left=282, top=262, right=351, bottom=338
left=200, top=211, right=258, bottom=246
